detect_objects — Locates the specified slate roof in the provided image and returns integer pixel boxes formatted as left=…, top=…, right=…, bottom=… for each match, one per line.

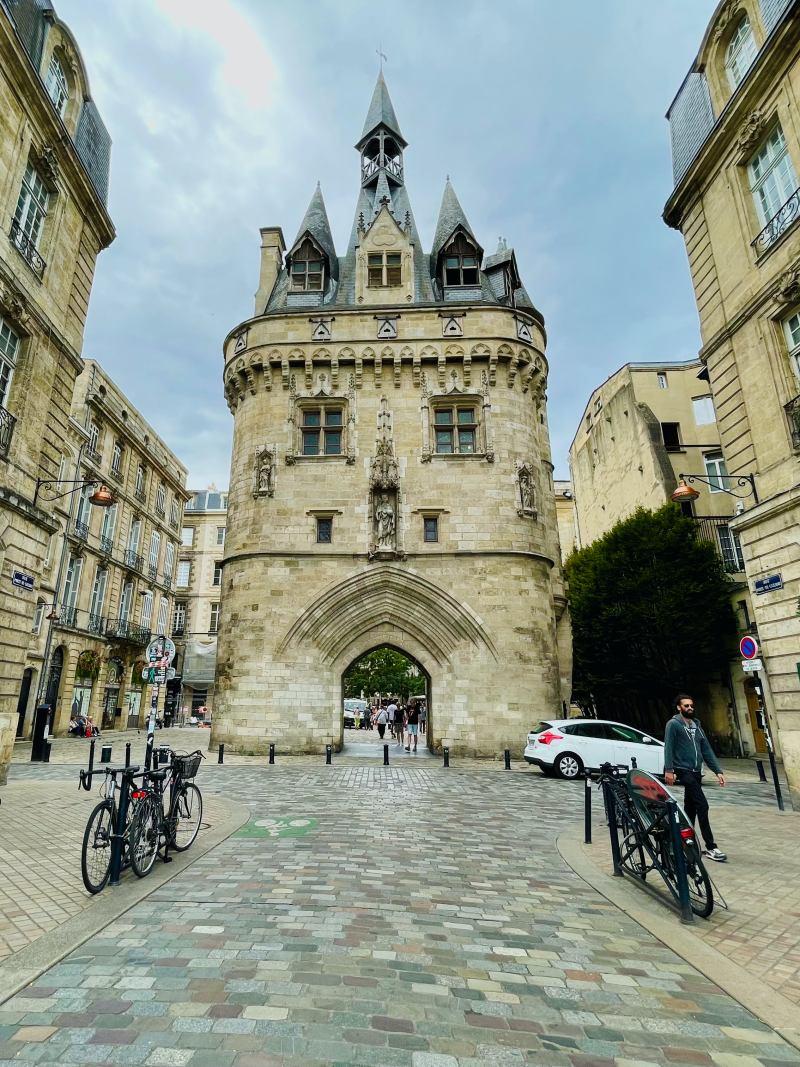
left=290, top=183, right=338, bottom=280
left=358, top=72, right=406, bottom=147
left=430, top=180, right=481, bottom=265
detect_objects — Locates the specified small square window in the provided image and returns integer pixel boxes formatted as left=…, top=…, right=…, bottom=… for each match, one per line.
left=661, top=422, right=681, bottom=451
left=316, top=516, right=333, bottom=543
left=423, top=516, right=438, bottom=542
left=657, top=373, right=668, bottom=389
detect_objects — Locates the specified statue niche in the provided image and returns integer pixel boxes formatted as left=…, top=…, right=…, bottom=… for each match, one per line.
left=254, top=446, right=275, bottom=497
left=368, top=399, right=401, bottom=559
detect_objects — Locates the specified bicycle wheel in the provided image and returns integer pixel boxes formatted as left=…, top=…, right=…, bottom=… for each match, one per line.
left=659, top=837, right=714, bottom=918
left=81, top=800, right=114, bottom=894
left=129, top=796, right=160, bottom=877
left=617, top=809, right=648, bottom=880
left=170, top=783, right=202, bottom=851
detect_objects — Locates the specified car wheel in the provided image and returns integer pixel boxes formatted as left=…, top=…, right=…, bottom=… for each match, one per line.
left=555, top=752, right=583, bottom=779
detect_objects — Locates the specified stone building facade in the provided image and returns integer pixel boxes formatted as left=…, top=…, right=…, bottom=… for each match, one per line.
left=21, top=360, right=189, bottom=738
left=173, top=486, right=227, bottom=719
left=664, top=0, right=800, bottom=797
left=569, top=360, right=762, bottom=755
left=553, top=481, right=576, bottom=563
left=214, top=75, right=570, bottom=756
left=0, top=1, right=114, bottom=775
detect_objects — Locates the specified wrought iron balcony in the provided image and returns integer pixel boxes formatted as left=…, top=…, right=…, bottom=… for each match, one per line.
left=752, top=186, right=800, bottom=254
left=0, top=405, right=16, bottom=458
left=172, top=625, right=185, bottom=637
left=785, top=394, right=800, bottom=451
left=162, top=575, right=172, bottom=591
left=155, top=504, right=165, bottom=519
left=84, top=446, right=102, bottom=467
left=9, top=218, right=46, bottom=278
left=109, top=464, right=123, bottom=483
left=99, top=535, right=114, bottom=556
left=122, top=549, right=144, bottom=571
left=53, top=606, right=106, bottom=634
left=134, top=487, right=147, bottom=504
left=87, top=612, right=105, bottom=635
left=58, top=604, right=78, bottom=628
left=73, top=520, right=89, bottom=541
left=148, top=563, right=158, bottom=582
left=693, top=515, right=746, bottom=574
left=105, top=618, right=150, bottom=645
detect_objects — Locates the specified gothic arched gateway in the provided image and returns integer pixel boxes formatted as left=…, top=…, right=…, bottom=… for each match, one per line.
left=212, top=74, right=570, bottom=757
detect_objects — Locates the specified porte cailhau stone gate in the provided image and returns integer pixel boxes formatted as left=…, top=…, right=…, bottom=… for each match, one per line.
left=213, top=74, right=571, bottom=756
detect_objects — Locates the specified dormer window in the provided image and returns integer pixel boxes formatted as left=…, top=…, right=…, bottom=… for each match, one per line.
left=443, top=234, right=480, bottom=287
left=290, top=238, right=324, bottom=291
left=45, top=55, right=69, bottom=116
left=368, top=252, right=401, bottom=287
left=725, top=15, right=757, bottom=90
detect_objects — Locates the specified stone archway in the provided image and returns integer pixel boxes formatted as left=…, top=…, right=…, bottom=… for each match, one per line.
left=339, top=640, right=433, bottom=750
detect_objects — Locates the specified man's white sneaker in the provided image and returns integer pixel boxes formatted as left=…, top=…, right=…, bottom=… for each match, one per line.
left=703, top=847, right=727, bottom=862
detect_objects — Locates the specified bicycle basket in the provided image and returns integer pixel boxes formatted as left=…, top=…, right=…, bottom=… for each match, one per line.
left=175, top=751, right=202, bottom=779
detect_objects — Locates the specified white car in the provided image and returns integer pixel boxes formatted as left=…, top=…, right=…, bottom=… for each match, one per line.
left=524, top=718, right=665, bottom=779
left=343, top=698, right=368, bottom=728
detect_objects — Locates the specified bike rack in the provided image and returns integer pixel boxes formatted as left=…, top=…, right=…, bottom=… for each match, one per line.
left=78, top=739, right=96, bottom=791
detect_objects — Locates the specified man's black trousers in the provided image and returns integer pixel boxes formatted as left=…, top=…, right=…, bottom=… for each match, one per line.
left=676, top=769, right=716, bottom=849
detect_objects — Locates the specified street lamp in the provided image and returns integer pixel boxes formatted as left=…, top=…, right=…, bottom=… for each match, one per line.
left=33, top=476, right=117, bottom=509
left=671, top=472, right=759, bottom=506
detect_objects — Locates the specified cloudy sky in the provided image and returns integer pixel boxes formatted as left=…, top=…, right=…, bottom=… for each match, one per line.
left=58, top=0, right=715, bottom=487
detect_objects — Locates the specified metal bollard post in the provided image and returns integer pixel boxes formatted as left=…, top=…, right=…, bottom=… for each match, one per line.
left=383, top=744, right=389, bottom=765
left=766, top=745, right=785, bottom=811
left=100, top=744, right=112, bottom=764
left=603, top=780, right=622, bottom=876
left=755, top=759, right=767, bottom=782
left=504, top=749, right=511, bottom=770
left=666, top=799, right=694, bottom=924
left=631, top=756, right=637, bottom=769
left=218, top=743, right=224, bottom=764
left=269, top=743, right=275, bottom=765
left=443, top=746, right=450, bottom=768
left=584, top=774, right=592, bottom=844
left=79, top=739, right=96, bottom=791
left=153, top=747, right=160, bottom=769
left=109, top=772, right=131, bottom=888
left=43, top=741, right=51, bottom=763
left=125, top=742, right=131, bottom=769
left=326, top=744, right=332, bottom=765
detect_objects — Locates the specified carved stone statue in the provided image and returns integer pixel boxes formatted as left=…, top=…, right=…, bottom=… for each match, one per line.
left=517, top=463, right=536, bottom=517
left=254, top=448, right=275, bottom=497
left=375, top=493, right=396, bottom=549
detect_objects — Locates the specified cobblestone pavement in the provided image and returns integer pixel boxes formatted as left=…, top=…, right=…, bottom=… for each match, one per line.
left=1, top=762, right=798, bottom=1065
left=0, top=777, right=229, bottom=964
left=585, top=787, right=800, bottom=1012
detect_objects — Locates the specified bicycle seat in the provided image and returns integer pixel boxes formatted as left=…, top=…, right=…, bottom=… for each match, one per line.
left=105, top=764, right=140, bottom=774
left=147, top=768, right=169, bottom=781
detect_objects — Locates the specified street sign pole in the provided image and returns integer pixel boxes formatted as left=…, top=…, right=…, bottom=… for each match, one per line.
left=753, top=670, right=784, bottom=812
left=143, top=634, right=175, bottom=771
left=144, top=636, right=162, bottom=772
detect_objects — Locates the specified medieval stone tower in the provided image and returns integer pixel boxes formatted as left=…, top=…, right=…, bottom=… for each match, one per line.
left=214, top=74, right=570, bottom=756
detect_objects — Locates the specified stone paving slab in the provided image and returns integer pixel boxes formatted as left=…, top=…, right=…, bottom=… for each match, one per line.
left=1, top=763, right=798, bottom=1065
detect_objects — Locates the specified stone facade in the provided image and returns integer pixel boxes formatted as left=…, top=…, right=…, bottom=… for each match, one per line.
left=664, top=1, right=800, bottom=798
left=22, top=361, right=189, bottom=738
left=213, top=75, right=569, bottom=757
left=553, top=480, right=576, bottom=563
left=173, top=487, right=228, bottom=718
left=0, top=3, right=114, bottom=774
left=570, top=360, right=762, bottom=755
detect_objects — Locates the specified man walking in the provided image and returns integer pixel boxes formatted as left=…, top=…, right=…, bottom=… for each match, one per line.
left=375, top=704, right=388, bottom=740
left=405, top=700, right=420, bottom=753
left=664, top=693, right=727, bottom=862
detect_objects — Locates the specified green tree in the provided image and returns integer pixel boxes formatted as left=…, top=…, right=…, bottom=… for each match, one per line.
left=565, top=504, right=737, bottom=734
left=343, top=647, right=422, bottom=700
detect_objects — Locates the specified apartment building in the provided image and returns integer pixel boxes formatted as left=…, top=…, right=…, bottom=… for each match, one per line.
left=570, top=360, right=763, bottom=755
left=173, top=486, right=227, bottom=718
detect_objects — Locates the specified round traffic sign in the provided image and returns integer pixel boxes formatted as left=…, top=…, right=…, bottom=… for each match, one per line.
left=740, top=635, right=759, bottom=660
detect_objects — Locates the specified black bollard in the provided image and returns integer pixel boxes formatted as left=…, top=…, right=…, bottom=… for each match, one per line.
left=383, top=744, right=389, bottom=765
left=100, top=744, right=112, bottom=764
left=326, top=744, right=332, bottom=765
left=443, top=746, right=450, bottom=768
left=631, top=756, right=637, bottom=769
left=153, top=747, right=160, bottom=769
left=218, top=743, right=224, bottom=764
left=269, top=743, right=275, bottom=765
left=504, top=749, right=511, bottom=770
left=43, top=741, right=51, bottom=764
left=756, top=759, right=767, bottom=782
left=125, top=742, right=131, bottom=768
left=584, top=774, right=592, bottom=844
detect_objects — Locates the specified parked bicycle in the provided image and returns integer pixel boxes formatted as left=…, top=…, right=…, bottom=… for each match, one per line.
left=598, top=762, right=715, bottom=918
left=81, top=764, right=140, bottom=894
left=128, top=750, right=204, bottom=877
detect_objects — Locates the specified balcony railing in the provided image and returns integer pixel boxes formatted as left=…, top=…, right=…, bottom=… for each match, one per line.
left=99, top=535, right=114, bottom=556
left=162, top=575, right=173, bottom=591
left=155, top=504, right=165, bottom=519
left=9, top=218, right=46, bottom=278
left=0, top=405, right=16, bottom=458
left=73, top=520, right=89, bottom=541
left=148, top=563, right=158, bottom=582
left=361, top=154, right=403, bottom=184
left=122, top=549, right=144, bottom=572
left=109, top=464, right=123, bottom=483
left=752, top=186, right=800, bottom=254
left=104, top=618, right=150, bottom=645
left=84, top=446, right=102, bottom=467
left=53, top=606, right=104, bottom=635
left=785, top=394, right=800, bottom=451
left=58, top=604, right=78, bottom=628
left=693, top=515, right=746, bottom=574
left=172, top=625, right=185, bottom=637
left=134, top=487, right=146, bottom=503
left=169, top=516, right=178, bottom=530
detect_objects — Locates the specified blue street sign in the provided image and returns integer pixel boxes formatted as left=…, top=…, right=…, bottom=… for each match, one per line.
left=740, top=635, right=759, bottom=660
left=12, top=571, right=34, bottom=591
left=754, top=574, right=783, bottom=595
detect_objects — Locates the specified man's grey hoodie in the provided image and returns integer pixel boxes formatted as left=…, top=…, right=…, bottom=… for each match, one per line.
left=664, top=714, right=722, bottom=775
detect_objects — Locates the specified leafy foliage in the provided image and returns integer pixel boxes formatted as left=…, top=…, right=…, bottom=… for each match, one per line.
left=566, top=505, right=737, bottom=734
left=343, top=647, right=423, bottom=700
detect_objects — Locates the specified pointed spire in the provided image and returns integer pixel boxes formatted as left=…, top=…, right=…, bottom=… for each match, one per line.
left=430, top=178, right=481, bottom=264
left=290, top=182, right=337, bottom=273
left=357, top=71, right=406, bottom=148
left=372, top=170, right=393, bottom=215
